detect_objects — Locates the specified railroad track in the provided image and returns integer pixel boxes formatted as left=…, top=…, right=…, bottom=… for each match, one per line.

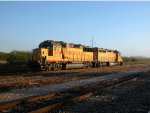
left=1, top=64, right=150, bottom=92
left=0, top=71, right=147, bottom=113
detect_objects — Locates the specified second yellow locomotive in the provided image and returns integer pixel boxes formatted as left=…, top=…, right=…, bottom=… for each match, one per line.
left=29, top=40, right=123, bottom=70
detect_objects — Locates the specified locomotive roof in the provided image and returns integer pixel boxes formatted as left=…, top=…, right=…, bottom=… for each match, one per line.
left=39, top=40, right=85, bottom=48
left=98, top=48, right=120, bottom=54
left=39, top=40, right=66, bottom=48
left=38, top=40, right=121, bottom=54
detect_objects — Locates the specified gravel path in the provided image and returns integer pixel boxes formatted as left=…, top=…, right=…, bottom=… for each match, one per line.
left=52, top=71, right=150, bottom=113
left=1, top=69, right=149, bottom=105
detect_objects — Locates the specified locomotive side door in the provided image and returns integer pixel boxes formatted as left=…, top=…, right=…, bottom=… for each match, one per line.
left=53, top=45, right=62, bottom=62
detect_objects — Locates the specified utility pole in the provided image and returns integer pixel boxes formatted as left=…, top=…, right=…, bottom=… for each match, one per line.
left=91, top=36, right=94, bottom=47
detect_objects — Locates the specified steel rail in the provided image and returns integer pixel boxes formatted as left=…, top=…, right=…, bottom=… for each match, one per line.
left=0, top=71, right=147, bottom=112
left=29, top=73, right=143, bottom=113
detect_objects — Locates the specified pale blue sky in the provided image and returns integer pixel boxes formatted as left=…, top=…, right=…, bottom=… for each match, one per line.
left=0, top=1, right=150, bottom=57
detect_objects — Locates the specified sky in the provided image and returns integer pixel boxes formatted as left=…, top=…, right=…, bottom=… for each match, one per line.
left=0, top=1, right=150, bottom=57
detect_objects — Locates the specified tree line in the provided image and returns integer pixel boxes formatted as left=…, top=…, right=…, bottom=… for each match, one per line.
left=0, top=51, right=31, bottom=64
left=123, top=56, right=150, bottom=64
left=0, top=51, right=150, bottom=65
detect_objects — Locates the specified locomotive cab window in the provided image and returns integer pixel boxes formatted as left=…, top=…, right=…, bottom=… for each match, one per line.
left=48, top=49, right=53, bottom=56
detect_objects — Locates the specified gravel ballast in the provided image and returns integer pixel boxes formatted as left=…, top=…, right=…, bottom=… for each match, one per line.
left=52, top=72, right=150, bottom=113
left=0, top=69, right=149, bottom=104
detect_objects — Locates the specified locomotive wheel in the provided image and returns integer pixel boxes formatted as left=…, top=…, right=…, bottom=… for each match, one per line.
left=89, top=62, right=93, bottom=68
left=41, top=66, right=46, bottom=71
left=57, top=63, right=62, bottom=70
left=99, top=62, right=102, bottom=67
left=54, top=63, right=62, bottom=70
left=51, top=63, right=55, bottom=71
left=120, top=62, right=123, bottom=66
left=83, top=64, right=87, bottom=69
left=96, top=62, right=100, bottom=68
left=85, top=62, right=89, bottom=68
left=92, top=62, right=95, bottom=68
left=62, top=63, right=66, bottom=70
left=107, top=62, right=110, bottom=66
left=46, top=64, right=52, bottom=71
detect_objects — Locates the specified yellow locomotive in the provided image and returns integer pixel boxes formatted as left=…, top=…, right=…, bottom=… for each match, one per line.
left=29, top=40, right=123, bottom=70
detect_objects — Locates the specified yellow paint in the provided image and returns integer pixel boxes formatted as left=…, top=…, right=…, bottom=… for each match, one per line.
left=32, top=45, right=123, bottom=63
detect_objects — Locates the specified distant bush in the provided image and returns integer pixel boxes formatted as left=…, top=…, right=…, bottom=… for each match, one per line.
left=0, top=51, right=31, bottom=64
left=7, top=51, right=31, bottom=64
left=123, top=56, right=150, bottom=65
left=0, top=51, right=32, bottom=74
left=0, top=52, right=8, bottom=61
